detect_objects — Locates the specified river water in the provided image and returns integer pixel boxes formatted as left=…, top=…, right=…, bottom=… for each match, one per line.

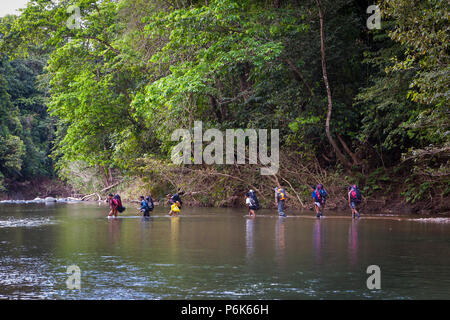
left=0, top=203, right=449, bottom=299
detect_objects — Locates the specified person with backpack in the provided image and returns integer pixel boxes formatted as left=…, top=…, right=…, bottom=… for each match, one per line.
left=167, top=192, right=183, bottom=208
left=274, top=187, right=287, bottom=217
left=107, top=194, right=118, bottom=217
left=139, top=196, right=151, bottom=217
left=310, top=185, right=324, bottom=218
left=245, top=192, right=257, bottom=217
left=107, top=193, right=125, bottom=217
left=316, top=184, right=328, bottom=209
left=312, top=184, right=328, bottom=218
left=348, top=185, right=362, bottom=218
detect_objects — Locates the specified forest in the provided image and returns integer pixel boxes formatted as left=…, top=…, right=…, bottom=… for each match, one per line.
left=0, top=0, right=448, bottom=213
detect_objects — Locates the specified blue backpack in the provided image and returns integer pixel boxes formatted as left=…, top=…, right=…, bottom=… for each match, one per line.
left=248, top=190, right=260, bottom=209
left=145, top=196, right=154, bottom=210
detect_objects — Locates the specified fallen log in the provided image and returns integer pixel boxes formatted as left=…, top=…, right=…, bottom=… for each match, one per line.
left=100, top=181, right=121, bottom=193
left=81, top=193, right=101, bottom=201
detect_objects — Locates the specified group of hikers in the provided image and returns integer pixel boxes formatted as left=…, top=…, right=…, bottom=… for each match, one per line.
left=107, top=185, right=362, bottom=219
left=245, top=184, right=362, bottom=219
left=107, top=192, right=183, bottom=218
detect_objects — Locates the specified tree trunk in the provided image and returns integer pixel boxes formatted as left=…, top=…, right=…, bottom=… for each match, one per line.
left=337, top=134, right=359, bottom=165
left=315, top=0, right=352, bottom=168
left=238, top=62, right=251, bottom=101
left=108, top=167, right=113, bottom=184
left=209, top=95, right=222, bottom=122
left=284, top=58, right=315, bottom=97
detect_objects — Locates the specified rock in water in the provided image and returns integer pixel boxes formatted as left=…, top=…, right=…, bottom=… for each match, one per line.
left=44, top=197, right=57, bottom=202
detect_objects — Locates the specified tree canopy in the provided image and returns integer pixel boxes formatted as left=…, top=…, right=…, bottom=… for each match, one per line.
left=0, top=0, right=448, bottom=205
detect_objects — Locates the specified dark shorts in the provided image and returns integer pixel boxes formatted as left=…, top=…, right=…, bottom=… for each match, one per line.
left=142, top=209, right=150, bottom=216
left=350, top=201, right=360, bottom=209
left=249, top=206, right=258, bottom=211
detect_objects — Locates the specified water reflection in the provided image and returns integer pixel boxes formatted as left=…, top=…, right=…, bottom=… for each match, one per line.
left=1, top=204, right=450, bottom=299
left=170, top=216, right=180, bottom=259
left=108, top=217, right=122, bottom=245
left=246, top=217, right=255, bottom=261
left=141, top=216, right=153, bottom=229
left=313, top=219, right=324, bottom=265
left=140, top=216, right=153, bottom=246
left=348, top=219, right=359, bottom=267
left=275, top=217, right=286, bottom=271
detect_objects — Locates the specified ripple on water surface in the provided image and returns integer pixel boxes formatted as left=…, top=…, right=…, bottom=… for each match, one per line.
left=0, top=217, right=57, bottom=228
left=409, top=218, right=450, bottom=223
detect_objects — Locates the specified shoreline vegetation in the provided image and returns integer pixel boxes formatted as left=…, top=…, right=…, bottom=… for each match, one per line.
left=0, top=1, right=448, bottom=215
left=1, top=174, right=448, bottom=216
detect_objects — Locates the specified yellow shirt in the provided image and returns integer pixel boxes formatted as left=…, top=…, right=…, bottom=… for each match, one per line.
left=171, top=203, right=180, bottom=213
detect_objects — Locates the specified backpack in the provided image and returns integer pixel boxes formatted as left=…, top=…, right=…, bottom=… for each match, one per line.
left=277, top=188, right=287, bottom=201
left=312, top=190, right=323, bottom=204
left=114, top=194, right=126, bottom=213
left=248, top=190, right=259, bottom=209
left=316, top=184, right=328, bottom=199
left=172, top=194, right=182, bottom=207
left=350, top=185, right=362, bottom=203
left=145, top=196, right=154, bottom=210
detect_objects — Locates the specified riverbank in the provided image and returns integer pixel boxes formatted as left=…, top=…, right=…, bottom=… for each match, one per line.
left=0, top=177, right=74, bottom=201
left=1, top=172, right=448, bottom=216
left=110, top=165, right=450, bottom=215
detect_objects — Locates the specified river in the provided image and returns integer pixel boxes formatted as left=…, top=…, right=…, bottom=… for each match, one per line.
left=0, top=203, right=449, bottom=299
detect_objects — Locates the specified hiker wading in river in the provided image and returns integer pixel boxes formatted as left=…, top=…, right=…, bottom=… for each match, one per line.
left=274, top=187, right=287, bottom=217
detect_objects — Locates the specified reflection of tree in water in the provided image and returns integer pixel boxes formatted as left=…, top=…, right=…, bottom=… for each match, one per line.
left=348, top=220, right=359, bottom=267
left=246, top=217, right=255, bottom=262
left=275, top=218, right=286, bottom=272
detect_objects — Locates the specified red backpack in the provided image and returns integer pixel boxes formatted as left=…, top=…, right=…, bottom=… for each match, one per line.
left=350, top=185, right=362, bottom=203
left=113, top=194, right=126, bottom=212
left=312, top=190, right=323, bottom=203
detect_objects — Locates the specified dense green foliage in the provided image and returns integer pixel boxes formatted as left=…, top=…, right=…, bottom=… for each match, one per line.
left=0, top=15, right=54, bottom=191
left=0, top=0, right=448, bottom=207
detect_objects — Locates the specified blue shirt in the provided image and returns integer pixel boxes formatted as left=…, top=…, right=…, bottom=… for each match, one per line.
left=140, top=200, right=149, bottom=211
